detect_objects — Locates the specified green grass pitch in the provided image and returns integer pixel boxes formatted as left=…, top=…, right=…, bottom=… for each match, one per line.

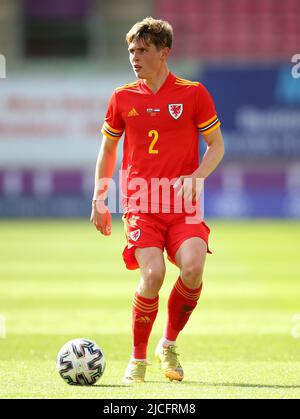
left=0, top=219, right=300, bottom=399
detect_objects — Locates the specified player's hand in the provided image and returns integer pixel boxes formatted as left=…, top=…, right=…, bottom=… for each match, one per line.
left=90, top=200, right=112, bottom=236
left=173, top=174, right=204, bottom=201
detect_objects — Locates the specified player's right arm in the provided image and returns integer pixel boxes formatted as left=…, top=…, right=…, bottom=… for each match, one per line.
left=90, top=135, right=119, bottom=236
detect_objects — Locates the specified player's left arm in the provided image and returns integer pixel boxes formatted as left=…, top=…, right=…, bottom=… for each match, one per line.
left=175, top=126, right=225, bottom=200
left=194, top=126, right=225, bottom=179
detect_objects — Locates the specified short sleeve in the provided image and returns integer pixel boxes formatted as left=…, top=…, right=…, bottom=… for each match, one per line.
left=101, top=91, right=125, bottom=140
left=196, top=84, right=221, bottom=135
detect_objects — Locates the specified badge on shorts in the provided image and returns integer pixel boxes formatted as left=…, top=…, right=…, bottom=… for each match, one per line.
left=130, top=229, right=141, bottom=242
left=168, top=103, right=183, bottom=120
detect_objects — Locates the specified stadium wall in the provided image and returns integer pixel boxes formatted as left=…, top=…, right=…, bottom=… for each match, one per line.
left=0, top=64, right=299, bottom=218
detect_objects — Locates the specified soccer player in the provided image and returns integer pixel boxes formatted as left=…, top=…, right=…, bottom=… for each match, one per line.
left=90, top=17, right=224, bottom=383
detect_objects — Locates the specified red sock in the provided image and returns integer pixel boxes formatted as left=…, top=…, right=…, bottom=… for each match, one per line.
left=165, top=277, right=202, bottom=341
left=132, top=292, right=159, bottom=359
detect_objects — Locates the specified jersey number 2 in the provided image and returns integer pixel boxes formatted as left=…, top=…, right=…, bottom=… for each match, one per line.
left=148, top=130, right=159, bottom=154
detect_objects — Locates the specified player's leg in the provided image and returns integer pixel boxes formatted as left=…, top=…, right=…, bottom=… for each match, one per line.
left=155, top=218, right=210, bottom=381
left=123, top=246, right=166, bottom=383
left=166, top=237, right=206, bottom=341
left=135, top=246, right=166, bottom=298
left=155, top=238, right=206, bottom=381
left=122, top=211, right=168, bottom=383
left=122, top=210, right=167, bottom=383
left=133, top=246, right=165, bottom=361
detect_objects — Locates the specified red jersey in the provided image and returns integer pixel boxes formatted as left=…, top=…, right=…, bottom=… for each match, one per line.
left=101, top=72, right=220, bottom=214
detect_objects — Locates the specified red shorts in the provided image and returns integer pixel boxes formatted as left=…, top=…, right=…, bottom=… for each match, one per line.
left=122, top=212, right=211, bottom=270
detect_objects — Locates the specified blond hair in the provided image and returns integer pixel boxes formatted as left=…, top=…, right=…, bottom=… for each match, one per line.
left=126, top=17, right=173, bottom=50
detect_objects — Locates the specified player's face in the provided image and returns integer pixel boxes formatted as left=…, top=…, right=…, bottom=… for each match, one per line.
left=128, top=39, right=167, bottom=79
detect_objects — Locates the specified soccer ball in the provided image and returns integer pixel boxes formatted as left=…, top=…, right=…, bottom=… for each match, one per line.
left=57, top=338, right=106, bottom=385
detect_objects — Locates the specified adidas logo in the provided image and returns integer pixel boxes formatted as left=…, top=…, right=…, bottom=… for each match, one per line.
left=128, top=107, right=139, bottom=117
left=136, top=316, right=151, bottom=323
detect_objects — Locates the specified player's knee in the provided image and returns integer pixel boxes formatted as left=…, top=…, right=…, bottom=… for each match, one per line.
left=142, top=265, right=165, bottom=292
left=181, top=263, right=204, bottom=288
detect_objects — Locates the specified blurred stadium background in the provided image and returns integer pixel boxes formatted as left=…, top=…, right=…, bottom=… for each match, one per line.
left=1, top=0, right=300, bottom=219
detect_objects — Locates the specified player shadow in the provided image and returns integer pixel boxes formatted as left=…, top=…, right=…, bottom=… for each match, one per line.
left=87, top=381, right=300, bottom=389
left=146, top=380, right=183, bottom=384
left=91, top=384, right=128, bottom=388
left=141, top=380, right=300, bottom=389
left=187, top=381, right=300, bottom=389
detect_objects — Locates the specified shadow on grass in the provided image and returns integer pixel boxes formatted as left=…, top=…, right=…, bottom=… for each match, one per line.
left=122, top=380, right=300, bottom=389
left=187, top=381, right=300, bottom=389
left=84, top=381, right=300, bottom=389
left=88, top=384, right=128, bottom=388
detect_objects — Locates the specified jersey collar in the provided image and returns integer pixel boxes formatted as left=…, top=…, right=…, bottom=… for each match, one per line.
left=139, top=72, right=176, bottom=95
